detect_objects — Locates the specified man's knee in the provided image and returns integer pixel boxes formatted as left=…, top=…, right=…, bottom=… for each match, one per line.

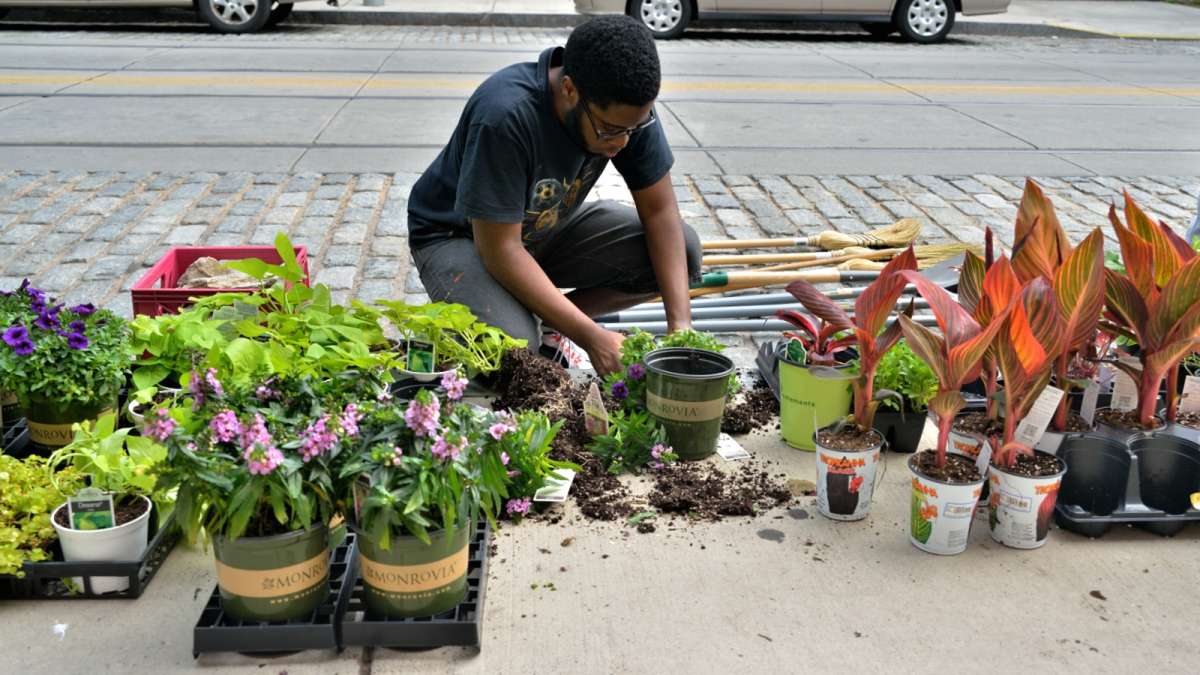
left=682, top=223, right=702, bottom=282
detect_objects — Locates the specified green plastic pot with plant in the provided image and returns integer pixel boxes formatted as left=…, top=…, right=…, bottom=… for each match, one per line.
left=785, top=247, right=918, bottom=521
left=587, top=408, right=678, bottom=475
left=896, top=260, right=1015, bottom=554
left=873, top=339, right=938, bottom=453
left=487, top=409, right=580, bottom=520
left=987, top=274, right=1071, bottom=550
left=1004, top=181, right=1108, bottom=438
left=602, top=328, right=737, bottom=412
left=1097, top=194, right=1200, bottom=434
left=773, top=309, right=856, bottom=451
left=45, top=412, right=170, bottom=593
left=337, top=371, right=508, bottom=618
left=0, top=281, right=130, bottom=454
left=155, top=370, right=370, bottom=622
left=377, top=300, right=525, bottom=381
left=0, top=454, right=85, bottom=578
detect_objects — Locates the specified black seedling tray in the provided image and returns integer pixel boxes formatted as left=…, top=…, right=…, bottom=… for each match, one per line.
left=0, top=508, right=179, bottom=599
left=1055, top=433, right=1200, bottom=538
left=2, top=417, right=31, bottom=456
left=192, top=533, right=357, bottom=657
left=340, top=520, right=491, bottom=650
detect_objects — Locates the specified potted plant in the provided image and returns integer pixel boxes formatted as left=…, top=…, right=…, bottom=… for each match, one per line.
left=873, top=339, right=938, bottom=454
left=156, top=371, right=367, bottom=622
left=0, top=281, right=130, bottom=454
left=785, top=247, right=918, bottom=521
left=0, top=453, right=85, bottom=578
left=338, top=370, right=507, bottom=618
left=46, top=412, right=169, bottom=593
left=1096, top=193, right=1200, bottom=438
left=773, top=308, right=855, bottom=451
left=987, top=275, right=1070, bottom=550
left=487, top=409, right=580, bottom=519
left=378, top=301, right=523, bottom=382
left=896, top=263, right=1012, bottom=554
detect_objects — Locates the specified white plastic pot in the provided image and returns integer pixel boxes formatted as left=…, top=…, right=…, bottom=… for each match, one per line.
left=51, top=495, right=153, bottom=593
left=987, top=452, right=1067, bottom=549
left=907, top=454, right=985, bottom=555
left=814, top=427, right=884, bottom=521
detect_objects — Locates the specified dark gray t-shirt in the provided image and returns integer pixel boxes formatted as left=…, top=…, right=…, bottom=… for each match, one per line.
left=407, top=46, right=674, bottom=250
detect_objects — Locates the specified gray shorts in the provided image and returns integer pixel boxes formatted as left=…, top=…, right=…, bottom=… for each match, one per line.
left=410, top=199, right=701, bottom=347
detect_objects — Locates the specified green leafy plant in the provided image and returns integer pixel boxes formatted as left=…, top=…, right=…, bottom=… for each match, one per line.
left=488, top=410, right=578, bottom=517
left=0, top=281, right=130, bottom=409
left=337, top=376, right=509, bottom=548
left=0, top=454, right=85, bottom=576
left=1101, top=193, right=1200, bottom=425
left=47, top=412, right=171, bottom=517
left=587, top=408, right=677, bottom=475
left=784, top=247, right=919, bottom=434
left=874, top=339, right=938, bottom=413
left=377, top=300, right=525, bottom=376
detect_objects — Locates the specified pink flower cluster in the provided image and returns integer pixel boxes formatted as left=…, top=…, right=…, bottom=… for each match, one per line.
left=144, top=408, right=176, bottom=442
left=339, top=403, right=362, bottom=438
left=506, top=497, right=531, bottom=517
left=404, top=396, right=441, bottom=437
left=440, top=370, right=468, bottom=401
left=299, top=415, right=337, bottom=463
left=432, top=434, right=466, bottom=462
left=488, top=420, right=516, bottom=440
left=241, top=413, right=282, bottom=475
left=650, top=443, right=671, bottom=470
left=209, top=410, right=242, bottom=444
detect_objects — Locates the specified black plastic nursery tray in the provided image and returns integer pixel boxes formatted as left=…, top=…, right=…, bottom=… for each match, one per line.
left=0, top=509, right=179, bottom=599
left=2, top=417, right=31, bottom=456
left=192, top=533, right=357, bottom=657
left=340, top=520, right=491, bottom=650
left=1055, top=433, right=1200, bottom=538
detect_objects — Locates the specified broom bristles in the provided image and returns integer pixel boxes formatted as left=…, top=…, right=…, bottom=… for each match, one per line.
left=805, top=219, right=922, bottom=250
left=835, top=243, right=980, bottom=270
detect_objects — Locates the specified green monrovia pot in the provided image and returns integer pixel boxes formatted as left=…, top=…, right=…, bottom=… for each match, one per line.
left=20, top=388, right=119, bottom=455
left=643, top=347, right=735, bottom=461
left=212, top=523, right=331, bottom=623
left=357, top=520, right=471, bottom=618
left=779, top=358, right=853, bottom=452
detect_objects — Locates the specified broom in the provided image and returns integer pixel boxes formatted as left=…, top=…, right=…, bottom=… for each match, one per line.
left=753, top=243, right=978, bottom=272
left=699, top=219, right=921, bottom=252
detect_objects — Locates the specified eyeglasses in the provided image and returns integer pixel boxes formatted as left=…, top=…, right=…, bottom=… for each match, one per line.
left=580, top=99, right=658, bottom=141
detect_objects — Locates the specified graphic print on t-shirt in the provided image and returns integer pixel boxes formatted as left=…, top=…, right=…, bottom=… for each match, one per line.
left=521, top=157, right=604, bottom=244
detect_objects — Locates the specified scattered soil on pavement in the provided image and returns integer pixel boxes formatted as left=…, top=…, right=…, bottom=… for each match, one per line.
left=1095, top=409, right=1163, bottom=432
left=911, top=450, right=981, bottom=484
left=721, top=378, right=778, bottom=435
left=1175, top=412, right=1200, bottom=430
left=649, top=460, right=793, bottom=520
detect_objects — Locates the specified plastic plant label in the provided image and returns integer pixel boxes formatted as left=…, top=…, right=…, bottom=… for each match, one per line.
left=407, top=347, right=434, bottom=373
left=1014, top=386, right=1064, bottom=449
left=974, top=440, right=993, bottom=477
left=544, top=332, right=592, bottom=371
left=1180, top=376, right=1200, bottom=415
left=715, top=433, right=751, bottom=461
left=1080, top=381, right=1101, bottom=425
left=1111, top=368, right=1138, bottom=412
left=68, top=487, right=114, bottom=531
left=534, top=469, right=577, bottom=503
left=583, top=382, right=608, bottom=437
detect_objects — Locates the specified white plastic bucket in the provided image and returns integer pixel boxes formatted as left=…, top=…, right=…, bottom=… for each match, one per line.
left=51, top=495, right=153, bottom=593
left=987, top=452, right=1067, bottom=549
left=814, top=430, right=884, bottom=521
left=907, top=455, right=985, bottom=555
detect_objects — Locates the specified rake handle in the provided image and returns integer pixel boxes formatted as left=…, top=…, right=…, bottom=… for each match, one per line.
left=700, top=237, right=805, bottom=251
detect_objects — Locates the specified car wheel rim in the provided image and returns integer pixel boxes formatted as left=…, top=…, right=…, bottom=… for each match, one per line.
left=211, top=0, right=259, bottom=25
left=906, top=0, right=948, bottom=37
left=640, top=0, right=683, bottom=33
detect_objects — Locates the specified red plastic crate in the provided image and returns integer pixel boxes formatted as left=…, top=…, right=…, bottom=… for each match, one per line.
left=130, top=246, right=310, bottom=317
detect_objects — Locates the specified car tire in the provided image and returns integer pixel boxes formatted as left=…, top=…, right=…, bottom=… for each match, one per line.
left=197, top=0, right=273, bottom=34
left=895, top=0, right=955, bottom=44
left=0, top=9, right=9, bottom=19
left=861, top=22, right=896, bottom=39
left=628, top=0, right=691, bottom=40
left=265, top=1, right=293, bottom=27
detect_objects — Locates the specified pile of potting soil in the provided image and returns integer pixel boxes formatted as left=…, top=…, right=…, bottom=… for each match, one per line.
left=649, top=461, right=793, bottom=521
left=721, top=377, right=778, bottom=435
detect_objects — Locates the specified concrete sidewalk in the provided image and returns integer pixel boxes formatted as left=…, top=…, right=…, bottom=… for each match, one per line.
left=289, top=0, right=1200, bottom=40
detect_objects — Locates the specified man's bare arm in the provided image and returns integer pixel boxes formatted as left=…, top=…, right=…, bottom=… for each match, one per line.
left=632, top=172, right=692, bottom=332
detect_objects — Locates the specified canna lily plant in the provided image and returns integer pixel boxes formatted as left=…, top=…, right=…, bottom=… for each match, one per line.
left=1101, top=193, right=1200, bottom=426
left=1005, top=181, right=1108, bottom=432
left=895, top=261, right=1015, bottom=469
left=785, top=247, right=918, bottom=435
left=774, top=309, right=855, bottom=366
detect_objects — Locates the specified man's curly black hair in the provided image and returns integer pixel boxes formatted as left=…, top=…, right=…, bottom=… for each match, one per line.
left=564, top=15, right=661, bottom=109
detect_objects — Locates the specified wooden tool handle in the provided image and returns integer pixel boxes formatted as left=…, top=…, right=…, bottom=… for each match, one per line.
left=702, top=250, right=842, bottom=266
left=700, top=237, right=803, bottom=251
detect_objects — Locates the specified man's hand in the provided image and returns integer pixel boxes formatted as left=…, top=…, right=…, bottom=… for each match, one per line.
left=584, top=328, right=625, bottom=377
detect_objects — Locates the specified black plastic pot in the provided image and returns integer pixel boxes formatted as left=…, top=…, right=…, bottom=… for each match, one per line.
left=875, top=408, right=926, bottom=454
left=1133, top=435, right=1200, bottom=516
left=1058, top=436, right=1130, bottom=520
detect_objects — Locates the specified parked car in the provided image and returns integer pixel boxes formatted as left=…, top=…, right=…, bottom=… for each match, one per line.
left=0, top=0, right=323, bottom=33
left=574, top=0, right=1011, bottom=43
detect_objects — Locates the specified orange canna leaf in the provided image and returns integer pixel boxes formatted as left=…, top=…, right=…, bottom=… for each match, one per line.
left=1054, top=229, right=1106, bottom=352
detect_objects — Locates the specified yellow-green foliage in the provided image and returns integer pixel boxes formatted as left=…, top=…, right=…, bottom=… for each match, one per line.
left=0, top=454, right=85, bottom=576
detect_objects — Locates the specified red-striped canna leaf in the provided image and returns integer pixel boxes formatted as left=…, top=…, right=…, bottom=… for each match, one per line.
left=947, top=306, right=1011, bottom=387
left=1124, top=192, right=1182, bottom=287
left=1103, top=269, right=1149, bottom=346
left=1022, top=277, right=1067, bottom=359
left=1001, top=293, right=1050, bottom=379
left=983, top=256, right=1022, bottom=317
left=853, top=246, right=918, bottom=337
left=785, top=280, right=854, bottom=330
left=899, top=269, right=977, bottom=348
left=958, top=250, right=986, bottom=318
left=1151, top=257, right=1200, bottom=348
left=1110, top=204, right=1159, bottom=300
left=1054, top=228, right=1106, bottom=352
left=927, top=390, right=968, bottom=427
left=1160, top=221, right=1198, bottom=262
left=898, top=315, right=950, bottom=386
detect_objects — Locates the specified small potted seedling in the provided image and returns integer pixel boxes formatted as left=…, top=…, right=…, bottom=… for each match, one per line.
left=872, top=339, right=938, bottom=454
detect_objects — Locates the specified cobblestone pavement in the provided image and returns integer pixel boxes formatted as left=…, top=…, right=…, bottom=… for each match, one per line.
left=0, top=169, right=1195, bottom=317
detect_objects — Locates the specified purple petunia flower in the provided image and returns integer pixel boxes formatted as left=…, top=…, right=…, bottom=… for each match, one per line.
left=68, top=320, right=86, bottom=333
left=33, top=312, right=59, bottom=331
left=67, top=332, right=89, bottom=350
left=611, top=380, right=629, bottom=400
left=12, top=340, right=34, bottom=356
left=3, top=325, right=29, bottom=347
left=627, top=363, right=646, bottom=381
left=69, top=304, right=96, bottom=316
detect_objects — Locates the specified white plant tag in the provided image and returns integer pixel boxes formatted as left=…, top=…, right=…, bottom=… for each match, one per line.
left=533, top=469, right=577, bottom=503
left=1080, top=381, right=1101, bottom=425
left=1014, top=386, right=1064, bottom=449
left=715, top=433, right=751, bottom=461
left=544, top=332, right=592, bottom=371
left=583, top=382, right=609, bottom=437
left=975, top=440, right=993, bottom=476
left=1111, top=368, right=1139, bottom=412
left=1180, top=376, right=1200, bottom=414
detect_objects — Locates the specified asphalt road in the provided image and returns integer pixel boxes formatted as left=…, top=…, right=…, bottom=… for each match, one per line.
left=0, top=21, right=1198, bottom=175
